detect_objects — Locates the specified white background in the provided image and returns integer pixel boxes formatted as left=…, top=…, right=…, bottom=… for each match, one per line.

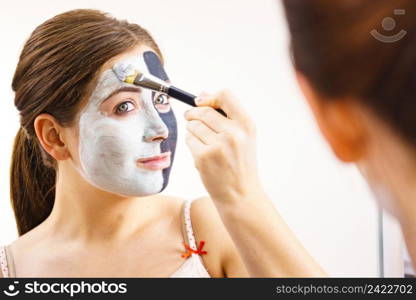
left=0, top=0, right=385, bottom=276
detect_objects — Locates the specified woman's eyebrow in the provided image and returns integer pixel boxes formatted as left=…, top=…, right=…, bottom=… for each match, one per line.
left=102, top=86, right=142, bottom=103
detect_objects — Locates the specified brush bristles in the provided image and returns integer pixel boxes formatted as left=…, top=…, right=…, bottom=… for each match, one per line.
left=124, top=70, right=140, bottom=84
left=112, top=62, right=141, bottom=84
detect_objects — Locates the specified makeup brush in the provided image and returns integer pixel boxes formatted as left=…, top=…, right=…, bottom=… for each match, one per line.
left=112, top=65, right=226, bottom=117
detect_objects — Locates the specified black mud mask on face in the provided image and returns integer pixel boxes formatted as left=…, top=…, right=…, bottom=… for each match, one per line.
left=143, top=51, right=178, bottom=192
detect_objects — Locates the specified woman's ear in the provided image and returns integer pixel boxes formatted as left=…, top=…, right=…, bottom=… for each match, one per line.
left=34, top=114, right=70, bottom=161
left=295, top=71, right=367, bottom=162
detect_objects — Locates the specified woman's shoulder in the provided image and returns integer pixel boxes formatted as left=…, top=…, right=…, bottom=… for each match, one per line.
left=152, top=194, right=247, bottom=277
left=153, top=195, right=186, bottom=215
left=188, top=196, right=248, bottom=277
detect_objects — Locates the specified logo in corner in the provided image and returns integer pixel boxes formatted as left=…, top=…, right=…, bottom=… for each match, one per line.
left=3, top=281, right=20, bottom=297
left=371, top=9, right=407, bottom=43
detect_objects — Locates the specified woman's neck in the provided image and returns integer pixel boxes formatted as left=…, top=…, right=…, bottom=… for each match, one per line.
left=42, top=160, right=162, bottom=244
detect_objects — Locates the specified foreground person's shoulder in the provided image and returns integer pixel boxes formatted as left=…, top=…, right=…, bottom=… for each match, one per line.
left=190, top=197, right=249, bottom=277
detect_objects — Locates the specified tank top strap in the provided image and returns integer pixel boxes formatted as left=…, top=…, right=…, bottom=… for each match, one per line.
left=183, top=199, right=197, bottom=251
left=0, top=245, right=9, bottom=278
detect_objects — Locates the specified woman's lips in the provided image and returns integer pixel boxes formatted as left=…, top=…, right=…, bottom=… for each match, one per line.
left=136, top=152, right=171, bottom=171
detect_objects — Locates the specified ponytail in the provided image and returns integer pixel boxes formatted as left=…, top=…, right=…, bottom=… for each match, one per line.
left=10, top=127, right=55, bottom=236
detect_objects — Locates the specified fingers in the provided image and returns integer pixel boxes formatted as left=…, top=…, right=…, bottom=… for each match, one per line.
left=185, top=106, right=229, bottom=133
left=185, top=131, right=206, bottom=158
left=195, top=89, right=250, bottom=124
left=186, top=120, right=218, bottom=145
left=185, top=89, right=256, bottom=145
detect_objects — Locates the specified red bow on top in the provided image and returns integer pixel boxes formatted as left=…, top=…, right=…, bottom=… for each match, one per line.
left=181, top=240, right=207, bottom=258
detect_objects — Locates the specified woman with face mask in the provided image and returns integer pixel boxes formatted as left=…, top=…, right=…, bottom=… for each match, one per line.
left=185, top=0, right=416, bottom=277
left=0, top=9, right=247, bottom=278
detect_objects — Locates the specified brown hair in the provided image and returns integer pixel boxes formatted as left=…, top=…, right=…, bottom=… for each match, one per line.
left=282, top=0, right=416, bottom=145
left=11, top=9, right=163, bottom=236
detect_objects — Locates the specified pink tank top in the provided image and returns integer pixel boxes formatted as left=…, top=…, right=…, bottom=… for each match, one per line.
left=0, top=199, right=210, bottom=278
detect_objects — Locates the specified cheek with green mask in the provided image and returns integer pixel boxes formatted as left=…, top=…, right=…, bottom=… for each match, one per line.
left=77, top=51, right=177, bottom=196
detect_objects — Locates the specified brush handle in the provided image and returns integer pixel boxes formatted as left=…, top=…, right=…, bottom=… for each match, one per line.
left=168, top=86, right=227, bottom=117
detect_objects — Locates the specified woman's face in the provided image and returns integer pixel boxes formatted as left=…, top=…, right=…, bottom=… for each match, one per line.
left=67, top=46, right=177, bottom=197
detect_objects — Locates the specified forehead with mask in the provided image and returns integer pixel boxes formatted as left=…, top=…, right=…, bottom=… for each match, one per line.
left=77, top=50, right=177, bottom=197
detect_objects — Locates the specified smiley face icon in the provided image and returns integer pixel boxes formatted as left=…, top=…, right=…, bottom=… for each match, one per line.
left=3, top=281, right=20, bottom=297
left=371, top=9, right=407, bottom=43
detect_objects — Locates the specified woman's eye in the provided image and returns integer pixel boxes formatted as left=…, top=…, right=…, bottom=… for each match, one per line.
left=154, top=94, right=169, bottom=105
left=115, top=101, right=135, bottom=114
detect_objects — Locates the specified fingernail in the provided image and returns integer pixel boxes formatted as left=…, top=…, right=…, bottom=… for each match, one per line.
left=195, top=97, right=204, bottom=105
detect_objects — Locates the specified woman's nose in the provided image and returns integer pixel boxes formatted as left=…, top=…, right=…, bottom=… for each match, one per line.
left=143, top=121, right=169, bottom=143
